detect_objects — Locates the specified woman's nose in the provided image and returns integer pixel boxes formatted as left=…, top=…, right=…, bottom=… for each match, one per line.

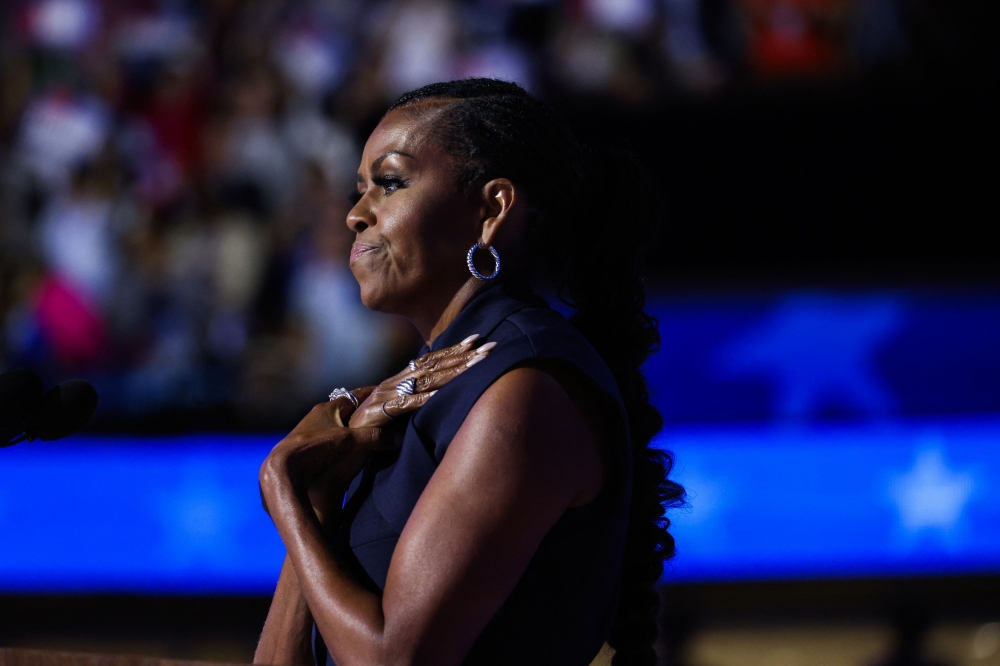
left=347, top=201, right=372, bottom=234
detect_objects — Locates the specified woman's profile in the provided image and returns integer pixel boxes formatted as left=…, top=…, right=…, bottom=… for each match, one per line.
left=254, top=78, right=685, bottom=666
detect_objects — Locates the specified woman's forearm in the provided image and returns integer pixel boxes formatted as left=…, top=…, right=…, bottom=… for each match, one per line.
left=255, top=556, right=314, bottom=666
left=263, top=459, right=392, bottom=666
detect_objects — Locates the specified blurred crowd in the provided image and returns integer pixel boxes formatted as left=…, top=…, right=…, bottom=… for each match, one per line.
left=0, top=0, right=907, bottom=427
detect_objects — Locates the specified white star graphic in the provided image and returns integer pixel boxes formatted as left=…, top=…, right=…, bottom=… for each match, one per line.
left=890, top=446, right=974, bottom=533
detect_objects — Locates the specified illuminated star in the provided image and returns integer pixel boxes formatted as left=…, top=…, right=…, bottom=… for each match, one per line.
left=717, top=294, right=900, bottom=420
left=890, top=446, right=974, bottom=533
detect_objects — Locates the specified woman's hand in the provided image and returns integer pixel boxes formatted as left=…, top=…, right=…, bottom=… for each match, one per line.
left=262, top=335, right=496, bottom=522
left=349, top=334, right=495, bottom=428
left=260, top=394, right=386, bottom=522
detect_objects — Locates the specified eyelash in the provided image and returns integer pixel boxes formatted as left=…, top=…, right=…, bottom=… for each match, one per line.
left=349, top=174, right=408, bottom=205
left=374, top=174, right=407, bottom=194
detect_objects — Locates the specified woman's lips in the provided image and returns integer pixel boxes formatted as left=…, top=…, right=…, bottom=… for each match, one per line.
left=350, top=243, right=379, bottom=265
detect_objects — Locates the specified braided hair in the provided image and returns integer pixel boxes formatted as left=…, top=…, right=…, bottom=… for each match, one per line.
left=387, top=79, right=685, bottom=665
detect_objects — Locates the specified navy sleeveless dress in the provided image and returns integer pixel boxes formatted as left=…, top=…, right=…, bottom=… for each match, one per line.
left=315, top=281, right=632, bottom=666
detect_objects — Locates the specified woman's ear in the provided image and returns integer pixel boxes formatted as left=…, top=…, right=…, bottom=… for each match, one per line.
left=479, top=178, right=524, bottom=249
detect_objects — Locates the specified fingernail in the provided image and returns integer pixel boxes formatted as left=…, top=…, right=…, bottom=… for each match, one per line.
left=476, top=341, right=497, bottom=354
left=466, top=354, right=486, bottom=368
left=428, top=390, right=438, bottom=396
left=461, top=334, right=480, bottom=345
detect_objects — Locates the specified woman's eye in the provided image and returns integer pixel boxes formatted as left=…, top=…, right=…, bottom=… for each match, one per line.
left=373, top=174, right=407, bottom=195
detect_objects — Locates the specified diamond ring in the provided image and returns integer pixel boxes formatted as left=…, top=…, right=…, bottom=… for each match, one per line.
left=328, top=387, right=359, bottom=408
left=408, top=359, right=418, bottom=372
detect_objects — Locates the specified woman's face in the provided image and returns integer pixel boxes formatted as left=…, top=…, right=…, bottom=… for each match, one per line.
left=347, top=108, right=481, bottom=318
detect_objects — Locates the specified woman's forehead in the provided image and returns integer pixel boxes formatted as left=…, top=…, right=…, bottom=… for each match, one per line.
left=361, top=110, right=434, bottom=166
left=361, top=108, right=450, bottom=171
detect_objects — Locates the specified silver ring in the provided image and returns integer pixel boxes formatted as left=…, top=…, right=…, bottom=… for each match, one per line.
left=408, top=359, right=418, bottom=372
left=381, top=402, right=394, bottom=419
left=396, top=377, right=417, bottom=396
left=328, top=387, right=359, bottom=408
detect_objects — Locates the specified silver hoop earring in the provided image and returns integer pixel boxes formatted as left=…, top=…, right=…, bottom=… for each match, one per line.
left=466, top=242, right=500, bottom=281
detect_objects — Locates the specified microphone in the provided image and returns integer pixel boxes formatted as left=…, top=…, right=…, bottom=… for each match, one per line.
left=28, top=380, right=100, bottom=441
left=1, top=369, right=44, bottom=445
left=1, top=370, right=99, bottom=447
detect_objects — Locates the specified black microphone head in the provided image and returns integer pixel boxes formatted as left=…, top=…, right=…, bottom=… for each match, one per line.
left=0, top=368, right=44, bottom=438
left=27, top=380, right=99, bottom=441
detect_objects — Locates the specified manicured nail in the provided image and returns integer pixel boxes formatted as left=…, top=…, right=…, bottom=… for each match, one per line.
left=466, top=354, right=486, bottom=368
left=476, top=341, right=497, bottom=354
left=461, top=334, right=480, bottom=345
left=428, top=390, right=438, bottom=396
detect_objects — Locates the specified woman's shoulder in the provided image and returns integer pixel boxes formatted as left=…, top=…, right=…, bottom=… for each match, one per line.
left=360, top=287, right=631, bottom=581
left=502, top=303, right=624, bottom=405
left=411, top=292, right=625, bottom=460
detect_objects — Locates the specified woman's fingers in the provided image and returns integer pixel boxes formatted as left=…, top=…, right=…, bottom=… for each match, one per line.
left=352, top=386, right=376, bottom=403
left=417, top=340, right=496, bottom=374
left=327, top=386, right=375, bottom=423
left=379, top=343, right=494, bottom=401
left=349, top=338, right=497, bottom=428
left=375, top=335, right=482, bottom=391
left=348, top=392, right=431, bottom=428
left=408, top=334, right=481, bottom=372
left=377, top=337, right=490, bottom=393
left=394, top=342, right=496, bottom=395
left=380, top=391, right=437, bottom=420
left=413, top=345, right=495, bottom=392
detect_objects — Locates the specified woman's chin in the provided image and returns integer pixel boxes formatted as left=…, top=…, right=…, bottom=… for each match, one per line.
left=358, top=282, right=393, bottom=314
left=352, top=269, right=380, bottom=310
left=358, top=286, right=380, bottom=312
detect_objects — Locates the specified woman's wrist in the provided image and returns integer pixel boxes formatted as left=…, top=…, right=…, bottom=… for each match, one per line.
left=260, top=450, right=293, bottom=507
left=260, top=442, right=316, bottom=521
left=260, top=436, right=354, bottom=529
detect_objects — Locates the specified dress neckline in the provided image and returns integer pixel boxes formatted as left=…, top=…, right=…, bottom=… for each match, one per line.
left=424, top=281, right=548, bottom=354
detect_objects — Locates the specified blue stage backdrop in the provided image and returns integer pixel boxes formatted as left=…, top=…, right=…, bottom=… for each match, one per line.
left=1, top=289, right=998, bottom=592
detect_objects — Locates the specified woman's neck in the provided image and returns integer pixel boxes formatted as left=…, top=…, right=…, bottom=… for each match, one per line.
left=417, top=278, right=493, bottom=346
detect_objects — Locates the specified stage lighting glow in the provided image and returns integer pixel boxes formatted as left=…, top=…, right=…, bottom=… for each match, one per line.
left=658, top=417, right=1000, bottom=581
left=1, top=290, right=997, bottom=592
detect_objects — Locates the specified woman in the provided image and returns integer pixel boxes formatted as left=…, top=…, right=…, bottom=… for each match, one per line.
left=255, top=79, right=684, bottom=666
